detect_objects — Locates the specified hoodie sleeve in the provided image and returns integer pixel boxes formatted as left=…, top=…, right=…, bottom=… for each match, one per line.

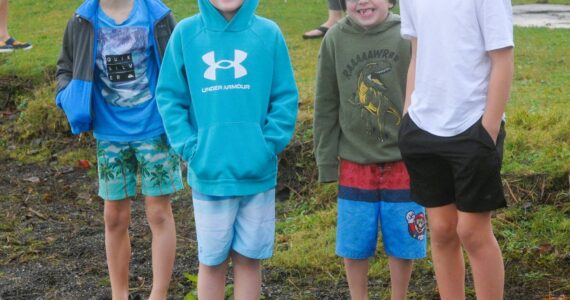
left=313, top=35, right=340, bottom=183
left=156, top=27, right=197, bottom=162
left=263, top=31, right=299, bottom=155
left=55, top=18, right=74, bottom=104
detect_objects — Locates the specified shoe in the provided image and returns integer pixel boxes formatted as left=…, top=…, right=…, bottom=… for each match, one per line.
left=0, top=37, right=32, bottom=53
left=302, top=26, right=329, bottom=39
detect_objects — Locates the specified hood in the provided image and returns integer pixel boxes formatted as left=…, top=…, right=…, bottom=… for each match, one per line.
left=339, top=12, right=400, bottom=35
left=76, top=0, right=170, bottom=23
left=198, top=0, right=258, bottom=32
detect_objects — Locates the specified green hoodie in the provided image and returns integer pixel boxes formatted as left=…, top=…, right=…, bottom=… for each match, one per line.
left=313, top=13, right=411, bottom=182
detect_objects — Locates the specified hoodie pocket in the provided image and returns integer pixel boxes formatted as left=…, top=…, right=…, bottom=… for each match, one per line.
left=56, top=79, right=93, bottom=134
left=189, top=123, right=276, bottom=181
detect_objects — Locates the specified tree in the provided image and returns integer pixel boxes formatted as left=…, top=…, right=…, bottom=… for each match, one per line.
left=98, top=156, right=115, bottom=201
left=114, top=148, right=136, bottom=198
left=150, top=164, right=169, bottom=195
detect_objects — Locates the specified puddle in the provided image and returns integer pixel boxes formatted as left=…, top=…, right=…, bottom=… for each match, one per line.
left=513, top=4, right=570, bottom=28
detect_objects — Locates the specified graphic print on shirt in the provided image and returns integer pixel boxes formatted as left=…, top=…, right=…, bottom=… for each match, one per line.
left=349, top=60, right=401, bottom=142
left=96, top=27, right=151, bottom=107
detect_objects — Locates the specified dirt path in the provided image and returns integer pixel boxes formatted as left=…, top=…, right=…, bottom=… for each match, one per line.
left=0, top=158, right=199, bottom=299
left=2, top=158, right=566, bottom=299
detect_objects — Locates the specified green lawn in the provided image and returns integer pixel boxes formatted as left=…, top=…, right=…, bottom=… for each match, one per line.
left=2, top=0, right=568, bottom=179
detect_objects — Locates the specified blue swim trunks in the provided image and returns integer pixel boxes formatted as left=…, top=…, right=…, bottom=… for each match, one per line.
left=336, top=160, right=427, bottom=260
left=192, top=189, right=275, bottom=266
left=96, top=134, right=184, bottom=201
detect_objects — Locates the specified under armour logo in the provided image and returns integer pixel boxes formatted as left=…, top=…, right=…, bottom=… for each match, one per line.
left=202, top=50, right=248, bottom=81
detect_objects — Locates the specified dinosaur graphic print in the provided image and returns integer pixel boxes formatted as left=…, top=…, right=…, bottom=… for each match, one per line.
left=349, top=60, right=402, bottom=142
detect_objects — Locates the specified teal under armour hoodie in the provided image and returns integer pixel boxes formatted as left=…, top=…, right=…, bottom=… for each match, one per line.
left=156, top=0, right=299, bottom=196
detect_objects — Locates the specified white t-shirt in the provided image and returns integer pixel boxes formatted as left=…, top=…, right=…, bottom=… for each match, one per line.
left=400, top=0, right=514, bottom=137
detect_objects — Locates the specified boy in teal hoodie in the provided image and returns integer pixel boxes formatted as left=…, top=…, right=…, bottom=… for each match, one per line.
left=156, top=0, right=298, bottom=298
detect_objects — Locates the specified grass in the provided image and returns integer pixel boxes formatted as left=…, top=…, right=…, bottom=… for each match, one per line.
left=1, top=0, right=569, bottom=297
left=2, top=0, right=568, bottom=181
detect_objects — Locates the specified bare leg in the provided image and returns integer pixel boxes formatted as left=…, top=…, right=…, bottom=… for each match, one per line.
left=198, top=259, right=229, bottom=300
left=344, top=258, right=369, bottom=300
left=427, top=204, right=466, bottom=300
left=0, top=0, right=9, bottom=41
left=302, top=9, right=343, bottom=38
left=145, top=196, right=176, bottom=300
left=104, top=200, right=132, bottom=300
left=231, top=251, right=262, bottom=300
left=457, top=211, right=504, bottom=300
left=388, top=257, right=413, bottom=300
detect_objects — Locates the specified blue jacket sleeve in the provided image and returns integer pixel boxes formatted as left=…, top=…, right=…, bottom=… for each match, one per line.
left=156, top=27, right=197, bottom=162
left=263, top=31, right=299, bottom=155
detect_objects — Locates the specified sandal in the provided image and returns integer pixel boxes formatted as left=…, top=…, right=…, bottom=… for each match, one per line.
left=302, top=26, right=329, bottom=40
left=0, top=37, right=32, bottom=53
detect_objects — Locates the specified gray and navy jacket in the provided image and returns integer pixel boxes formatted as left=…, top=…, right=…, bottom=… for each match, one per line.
left=55, top=0, right=176, bottom=134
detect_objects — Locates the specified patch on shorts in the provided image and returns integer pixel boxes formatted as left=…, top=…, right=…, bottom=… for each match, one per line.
left=405, top=210, right=426, bottom=240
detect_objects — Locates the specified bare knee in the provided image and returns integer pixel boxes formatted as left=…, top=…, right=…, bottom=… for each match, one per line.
left=200, top=260, right=229, bottom=275
left=146, top=205, right=172, bottom=227
left=429, top=219, right=459, bottom=247
left=231, top=252, right=259, bottom=268
left=104, top=208, right=130, bottom=232
left=457, top=225, right=491, bottom=253
left=145, top=197, right=173, bottom=227
left=456, top=212, right=495, bottom=253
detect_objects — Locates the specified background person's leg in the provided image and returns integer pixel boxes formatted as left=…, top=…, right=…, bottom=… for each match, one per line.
left=0, top=0, right=8, bottom=41
left=302, top=0, right=344, bottom=39
left=0, top=0, right=31, bottom=52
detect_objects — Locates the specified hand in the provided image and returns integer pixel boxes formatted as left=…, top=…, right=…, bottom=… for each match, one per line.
left=481, top=115, right=501, bottom=144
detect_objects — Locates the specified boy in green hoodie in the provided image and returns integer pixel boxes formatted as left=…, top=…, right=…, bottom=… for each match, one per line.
left=313, top=0, right=426, bottom=299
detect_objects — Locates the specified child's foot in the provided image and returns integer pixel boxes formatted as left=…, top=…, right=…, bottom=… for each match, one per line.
left=0, top=37, right=33, bottom=53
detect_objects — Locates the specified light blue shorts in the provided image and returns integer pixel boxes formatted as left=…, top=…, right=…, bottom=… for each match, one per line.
left=96, top=135, right=184, bottom=201
left=192, top=189, right=275, bottom=266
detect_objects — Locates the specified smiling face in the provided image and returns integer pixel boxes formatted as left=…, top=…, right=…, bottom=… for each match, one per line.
left=346, top=0, right=393, bottom=29
left=209, top=0, right=244, bottom=21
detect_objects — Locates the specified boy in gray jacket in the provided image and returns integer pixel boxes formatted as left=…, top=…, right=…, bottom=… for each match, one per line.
left=55, top=0, right=181, bottom=298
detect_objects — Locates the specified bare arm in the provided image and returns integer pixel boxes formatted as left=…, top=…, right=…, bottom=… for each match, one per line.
left=403, top=37, right=417, bottom=115
left=482, top=46, right=514, bottom=143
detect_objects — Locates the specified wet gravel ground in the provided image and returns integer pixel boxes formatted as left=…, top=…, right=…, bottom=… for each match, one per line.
left=0, top=158, right=352, bottom=300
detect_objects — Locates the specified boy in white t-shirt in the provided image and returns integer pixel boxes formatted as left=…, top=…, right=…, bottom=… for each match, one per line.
left=398, top=0, right=514, bottom=298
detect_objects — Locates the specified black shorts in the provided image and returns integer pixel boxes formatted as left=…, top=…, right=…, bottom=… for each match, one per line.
left=398, top=114, right=507, bottom=212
